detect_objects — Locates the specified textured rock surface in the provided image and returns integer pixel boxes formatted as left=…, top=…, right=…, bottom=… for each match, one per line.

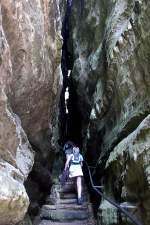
left=97, top=200, right=118, bottom=225
left=69, top=0, right=150, bottom=160
left=1, top=0, right=62, bottom=152
left=0, top=162, right=29, bottom=225
left=0, top=6, right=34, bottom=223
left=103, top=114, right=150, bottom=225
left=17, top=214, right=33, bottom=225
left=63, top=0, right=150, bottom=224
left=0, top=0, right=62, bottom=224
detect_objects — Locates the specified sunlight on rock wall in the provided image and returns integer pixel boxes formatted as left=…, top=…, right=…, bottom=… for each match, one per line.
left=0, top=0, right=62, bottom=224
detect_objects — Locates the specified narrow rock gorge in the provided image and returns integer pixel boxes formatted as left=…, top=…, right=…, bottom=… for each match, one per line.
left=63, top=0, right=150, bottom=225
left=0, top=0, right=150, bottom=225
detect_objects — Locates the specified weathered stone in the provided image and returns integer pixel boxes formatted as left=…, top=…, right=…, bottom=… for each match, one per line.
left=0, top=6, right=34, bottom=223
left=16, top=214, right=33, bottom=225
left=0, top=0, right=62, bottom=223
left=0, top=94, right=32, bottom=224
left=1, top=0, right=62, bottom=151
left=97, top=200, right=118, bottom=225
left=40, top=208, right=89, bottom=221
left=99, top=114, right=150, bottom=225
left=39, top=179, right=94, bottom=223
left=0, top=163, right=29, bottom=225
left=66, top=0, right=150, bottom=159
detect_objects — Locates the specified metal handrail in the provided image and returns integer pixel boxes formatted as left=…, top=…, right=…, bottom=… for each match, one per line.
left=84, top=161, right=143, bottom=225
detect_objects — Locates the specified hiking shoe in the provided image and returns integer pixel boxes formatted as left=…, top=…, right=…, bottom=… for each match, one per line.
left=77, top=198, right=82, bottom=205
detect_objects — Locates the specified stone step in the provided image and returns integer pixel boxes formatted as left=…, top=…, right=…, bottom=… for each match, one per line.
left=47, top=197, right=88, bottom=205
left=46, top=193, right=88, bottom=205
left=55, top=198, right=78, bottom=204
left=52, top=184, right=76, bottom=193
left=42, top=203, right=89, bottom=211
left=60, top=192, right=76, bottom=199
left=34, top=177, right=95, bottom=224
left=40, top=207, right=91, bottom=221
left=59, top=179, right=86, bottom=186
left=40, top=203, right=93, bottom=222
left=60, top=192, right=88, bottom=199
left=51, top=186, right=87, bottom=196
left=37, top=218, right=96, bottom=225
left=62, top=180, right=86, bottom=188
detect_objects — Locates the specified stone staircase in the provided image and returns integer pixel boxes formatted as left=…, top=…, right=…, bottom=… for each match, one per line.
left=34, top=179, right=96, bottom=225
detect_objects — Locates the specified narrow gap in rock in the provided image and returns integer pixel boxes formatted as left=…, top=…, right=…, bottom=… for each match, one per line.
left=59, top=0, right=82, bottom=148
left=58, top=0, right=101, bottom=220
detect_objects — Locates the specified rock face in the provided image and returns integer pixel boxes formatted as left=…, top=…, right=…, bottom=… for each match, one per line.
left=64, top=0, right=150, bottom=224
left=1, top=0, right=62, bottom=152
left=101, top=114, right=150, bottom=225
left=0, top=0, right=62, bottom=224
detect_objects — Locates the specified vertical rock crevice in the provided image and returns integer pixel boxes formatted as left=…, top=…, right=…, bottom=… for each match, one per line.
left=59, top=1, right=150, bottom=225
left=59, top=0, right=83, bottom=148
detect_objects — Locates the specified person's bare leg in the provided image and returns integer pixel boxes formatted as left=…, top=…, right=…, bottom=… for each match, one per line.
left=76, top=176, right=82, bottom=199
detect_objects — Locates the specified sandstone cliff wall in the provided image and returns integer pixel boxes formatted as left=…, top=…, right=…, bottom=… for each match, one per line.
left=0, top=0, right=62, bottom=224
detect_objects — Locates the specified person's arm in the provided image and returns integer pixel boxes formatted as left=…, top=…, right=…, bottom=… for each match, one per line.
left=80, top=155, right=83, bottom=167
left=64, top=154, right=72, bottom=170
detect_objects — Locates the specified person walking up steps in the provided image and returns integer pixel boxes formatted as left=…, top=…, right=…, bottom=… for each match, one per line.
left=59, top=141, right=75, bottom=185
left=64, top=146, right=84, bottom=205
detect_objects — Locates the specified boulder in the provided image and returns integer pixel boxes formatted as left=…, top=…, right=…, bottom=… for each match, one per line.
left=0, top=163, right=29, bottom=225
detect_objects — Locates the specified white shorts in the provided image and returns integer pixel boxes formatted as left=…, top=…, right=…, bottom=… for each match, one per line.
left=69, top=164, right=83, bottom=178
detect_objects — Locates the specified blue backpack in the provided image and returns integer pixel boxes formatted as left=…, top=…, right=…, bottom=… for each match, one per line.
left=71, top=153, right=81, bottom=164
